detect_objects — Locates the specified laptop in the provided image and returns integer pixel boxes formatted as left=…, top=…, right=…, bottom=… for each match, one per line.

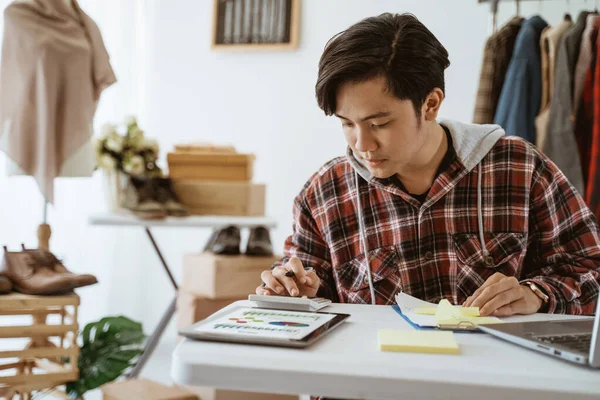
left=478, top=300, right=600, bottom=368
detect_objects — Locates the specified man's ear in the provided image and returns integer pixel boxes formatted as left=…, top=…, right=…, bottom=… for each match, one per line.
left=421, top=88, right=444, bottom=121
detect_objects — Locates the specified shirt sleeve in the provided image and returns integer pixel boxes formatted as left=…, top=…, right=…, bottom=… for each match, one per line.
left=523, top=150, right=600, bottom=314
left=270, top=193, right=339, bottom=302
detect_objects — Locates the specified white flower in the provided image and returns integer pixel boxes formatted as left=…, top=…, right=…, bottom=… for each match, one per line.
left=99, top=154, right=116, bottom=170
left=124, top=115, right=137, bottom=126
left=105, top=136, right=123, bottom=153
left=140, top=138, right=159, bottom=153
left=101, top=123, right=116, bottom=137
left=123, top=155, right=145, bottom=176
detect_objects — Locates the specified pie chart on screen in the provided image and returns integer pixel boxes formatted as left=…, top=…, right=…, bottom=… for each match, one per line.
left=269, top=321, right=309, bottom=328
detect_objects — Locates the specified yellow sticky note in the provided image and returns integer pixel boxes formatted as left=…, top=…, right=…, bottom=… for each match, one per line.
left=412, top=307, right=437, bottom=315
left=378, top=329, right=460, bottom=354
left=435, top=299, right=503, bottom=326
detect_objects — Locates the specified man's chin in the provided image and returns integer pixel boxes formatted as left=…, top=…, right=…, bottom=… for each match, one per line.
left=368, top=168, right=395, bottom=179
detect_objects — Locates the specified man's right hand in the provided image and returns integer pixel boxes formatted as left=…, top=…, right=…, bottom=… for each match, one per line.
left=255, top=256, right=320, bottom=297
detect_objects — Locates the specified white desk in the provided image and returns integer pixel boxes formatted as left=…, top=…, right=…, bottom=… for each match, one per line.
left=172, top=301, right=600, bottom=400
left=89, top=213, right=277, bottom=378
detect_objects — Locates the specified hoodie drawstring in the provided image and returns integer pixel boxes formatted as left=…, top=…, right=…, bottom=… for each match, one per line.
left=355, top=171, right=376, bottom=305
left=477, top=163, right=490, bottom=258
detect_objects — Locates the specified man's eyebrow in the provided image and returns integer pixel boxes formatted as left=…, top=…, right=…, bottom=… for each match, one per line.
left=334, top=112, right=392, bottom=122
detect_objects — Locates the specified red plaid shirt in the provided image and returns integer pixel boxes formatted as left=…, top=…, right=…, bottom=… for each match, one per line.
left=586, top=26, right=600, bottom=223
left=274, top=133, right=600, bottom=315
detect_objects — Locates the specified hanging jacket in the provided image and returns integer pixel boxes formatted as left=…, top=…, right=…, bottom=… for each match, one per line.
left=272, top=120, right=600, bottom=315
left=494, top=16, right=548, bottom=144
left=535, top=20, right=573, bottom=150
left=587, top=27, right=600, bottom=222
left=542, top=12, right=593, bottom=197
left=473, top=17, right=524, bottom=124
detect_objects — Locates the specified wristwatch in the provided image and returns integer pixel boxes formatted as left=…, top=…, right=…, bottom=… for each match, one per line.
left=523, top=281, right=549, bottom=309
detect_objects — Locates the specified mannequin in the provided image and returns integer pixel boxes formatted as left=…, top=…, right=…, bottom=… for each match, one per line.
left=0, top=0, right=116, bottom=248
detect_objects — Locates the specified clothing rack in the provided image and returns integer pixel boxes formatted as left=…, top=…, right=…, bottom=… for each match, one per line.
left=478, top=0, right=594, bottom=33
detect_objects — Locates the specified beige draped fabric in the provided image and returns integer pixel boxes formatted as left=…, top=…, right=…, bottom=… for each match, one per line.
left=0, top=0, right=116, bottom=203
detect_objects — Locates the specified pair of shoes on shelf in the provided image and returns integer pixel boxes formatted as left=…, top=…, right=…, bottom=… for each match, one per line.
left=122, top=176, right=189, bottom=219
left=204, top=225, right=273, bottom=256
left=0, top=245, right=98, bottom=295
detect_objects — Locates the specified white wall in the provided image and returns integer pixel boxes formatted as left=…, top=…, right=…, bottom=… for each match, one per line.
left=0, top=0, right=592, bottom=341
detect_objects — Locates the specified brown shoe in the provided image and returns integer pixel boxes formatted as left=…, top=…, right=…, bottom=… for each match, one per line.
left=155, top=177, right=189, bottom=217
left=0, top=246, right=98, bottom=295
left=122, top=176, right=167, bottom=219
left=0, top=275, right=11, bottom=294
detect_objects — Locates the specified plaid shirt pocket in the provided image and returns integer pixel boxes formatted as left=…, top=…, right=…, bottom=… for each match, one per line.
left=335, top=246, right=401, bottom=304
left=453, top=232, right=527, bottom=299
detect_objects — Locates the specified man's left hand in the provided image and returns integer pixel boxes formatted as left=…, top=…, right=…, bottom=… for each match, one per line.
left=463, top=273, right=543, bottom=317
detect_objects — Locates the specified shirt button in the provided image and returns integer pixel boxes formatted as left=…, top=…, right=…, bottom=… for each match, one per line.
left=484, top=256, right=495, bottom=266
left=425, top=251, right=434, bottom=260
left=363, top=276, right=369, bottom=283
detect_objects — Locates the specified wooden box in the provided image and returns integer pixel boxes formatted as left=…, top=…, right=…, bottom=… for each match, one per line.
left=176, top=291, right=241, bottom=331
left=0, top=293, right=80, bottom=399
left=182, top=253, right=281, bottom=299
left=172, top=180, right=265, bottom=216
left=167, top=152, right=255, bottom=181
left=181, top=385, right=299, bottom=400
left=101, top=378, right=198, bottom=400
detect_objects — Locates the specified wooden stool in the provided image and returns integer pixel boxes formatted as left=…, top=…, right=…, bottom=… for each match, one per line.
left=0, top=293, right=80, bottom=400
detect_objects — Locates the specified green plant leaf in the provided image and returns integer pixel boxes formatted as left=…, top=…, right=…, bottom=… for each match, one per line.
left=66, top=316, right=145, bottom=398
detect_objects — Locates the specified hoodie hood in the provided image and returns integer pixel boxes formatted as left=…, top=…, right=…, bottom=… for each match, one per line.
left=347, top=119, right=505, bottom=182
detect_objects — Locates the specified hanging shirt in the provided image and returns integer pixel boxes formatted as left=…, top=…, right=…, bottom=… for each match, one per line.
left=542, top=12, right=593, bottom=197
left=0, top=0, right=116, bottom=203
left=494, top=15, right=548, bottom=144
left=535, top=20, right=573, bottom=150
left=473, top=17, right=524, bottom=124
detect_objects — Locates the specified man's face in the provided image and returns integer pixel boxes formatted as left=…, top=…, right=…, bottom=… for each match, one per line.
left=335, top=75, right=428, bottom=179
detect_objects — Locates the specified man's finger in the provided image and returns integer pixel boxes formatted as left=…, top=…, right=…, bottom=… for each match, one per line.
left=272, top=267, right=300, bottom=296
left=464, top=272, right=506, bottom=307
left=492, top=298, right=529, bottom=317
left=479, top=286, right=524, bottom=316
left=260, top=270, right=285, bottom=295
left=470, top=276, right=519, bottom=310
left=255, top=284, right=277, bottom=296
left=287, top=257, right=307, bottom=284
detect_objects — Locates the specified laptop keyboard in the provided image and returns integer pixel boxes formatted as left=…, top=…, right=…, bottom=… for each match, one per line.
left=533, top=333, right=592, bottom=352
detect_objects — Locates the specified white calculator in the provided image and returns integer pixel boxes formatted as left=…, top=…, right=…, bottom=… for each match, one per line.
left=248, top=294, right=332, bottom=312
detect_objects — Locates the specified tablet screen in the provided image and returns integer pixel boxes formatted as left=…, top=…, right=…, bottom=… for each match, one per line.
left=193, top=307, right=339, bottom=341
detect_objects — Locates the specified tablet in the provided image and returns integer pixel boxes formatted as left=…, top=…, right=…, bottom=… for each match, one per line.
left=178, top=306, right=350, bottom=348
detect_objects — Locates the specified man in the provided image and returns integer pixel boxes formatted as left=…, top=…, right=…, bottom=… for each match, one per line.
left=256, top=13, right=600, bottom=317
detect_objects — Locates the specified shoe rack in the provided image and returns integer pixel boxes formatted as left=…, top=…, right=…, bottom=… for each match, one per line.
left=0, top=292, right=80, bottom=400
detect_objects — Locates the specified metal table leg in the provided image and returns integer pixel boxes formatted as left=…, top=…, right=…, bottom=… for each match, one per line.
left=127, top=227, right=178, bottom=378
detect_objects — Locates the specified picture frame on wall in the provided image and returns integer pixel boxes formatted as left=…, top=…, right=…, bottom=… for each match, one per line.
left=212, top=0, right=301, bottom=51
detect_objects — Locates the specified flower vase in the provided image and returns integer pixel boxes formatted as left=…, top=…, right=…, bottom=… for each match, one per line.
left=103, top=170, right=128, bottom=212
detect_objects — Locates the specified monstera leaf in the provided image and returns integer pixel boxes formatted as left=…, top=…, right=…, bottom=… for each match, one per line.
left=66, top=316, right=145, bottom=398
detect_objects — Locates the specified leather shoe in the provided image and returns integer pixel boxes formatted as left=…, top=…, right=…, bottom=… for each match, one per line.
left=0, top=275, right=11, bottom=294
left=0, top=246, right=98, bottom=295
left=155, top=177, right=189, bottom=217
left=122, top=176, right=167, bottom=219
left=209, top=226, right=241, bottom=255
left=245, top=226, right=273, bottom=256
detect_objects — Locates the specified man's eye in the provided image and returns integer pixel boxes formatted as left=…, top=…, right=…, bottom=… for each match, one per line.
left=342, top=122, right=354, bottom=128
left=372, top=122, right=389, bottom=129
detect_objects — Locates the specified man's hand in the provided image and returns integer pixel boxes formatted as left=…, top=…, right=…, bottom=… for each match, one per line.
left=255, top=256, right=321, bottom=297
left=463, top=272, right=543, bottom=317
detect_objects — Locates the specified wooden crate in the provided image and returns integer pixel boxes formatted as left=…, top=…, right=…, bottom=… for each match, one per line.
left=0, top=293, right=80, bottom=400
left=101, top=378, right=198, bottom=400
left=167, top=152, right=255, bottom=181
left=182, top=253, right=281, bottom=299
left=172, top=180, right=266, bottom=216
